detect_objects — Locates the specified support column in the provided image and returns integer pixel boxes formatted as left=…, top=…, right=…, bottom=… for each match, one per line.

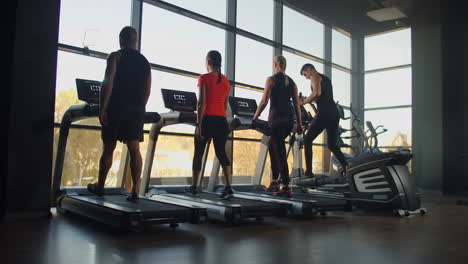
left=350, top=35, right=365, bottom=150
left=322, top=24, right=332, bottom=172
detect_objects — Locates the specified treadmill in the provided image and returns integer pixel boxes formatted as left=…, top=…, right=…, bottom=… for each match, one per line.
left=52, top=79, right=206, bottom=230
left=141, top=89, right=288, bottom=224
left=206, top=96, right=352, bottom=215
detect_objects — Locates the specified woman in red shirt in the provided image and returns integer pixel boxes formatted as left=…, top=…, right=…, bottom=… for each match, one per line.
left=186, top=50, right=233, bottom=199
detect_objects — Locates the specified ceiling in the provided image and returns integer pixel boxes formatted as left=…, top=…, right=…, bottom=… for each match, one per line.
left=283, top=0, right=425, bottom=36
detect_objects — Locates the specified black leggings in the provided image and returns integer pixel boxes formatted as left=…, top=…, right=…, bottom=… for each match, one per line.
left=192, top=116, right=231, bottom=171
left=268, top=121, right=293, bottom=185
left=304, top=115, right=348, bottom=173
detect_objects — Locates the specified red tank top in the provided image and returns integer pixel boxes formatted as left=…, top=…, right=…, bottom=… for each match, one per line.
left=197, top=73, right=231, bottom=117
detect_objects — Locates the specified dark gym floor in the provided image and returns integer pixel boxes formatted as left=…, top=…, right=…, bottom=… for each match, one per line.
left=3, top=191, right=468, bottom=264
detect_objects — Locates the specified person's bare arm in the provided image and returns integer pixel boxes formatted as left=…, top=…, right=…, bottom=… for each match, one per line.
left=144, top=70, right=152, bottom=105
left=253, top=77, right=274, bottom=120
left=292, top=83, right=303, bottom=134
left=99, top=52, right=118, bottom=125
left=197, top=85, right=206, bottom=126
left=302, top=77, right=322, bottom=105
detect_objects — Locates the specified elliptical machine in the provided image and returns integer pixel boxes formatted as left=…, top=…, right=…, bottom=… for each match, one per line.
left=289, top=100, right=427, bottom=216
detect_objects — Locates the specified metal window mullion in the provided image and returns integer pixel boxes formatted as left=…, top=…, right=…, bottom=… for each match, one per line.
left=321, top=24, right=332, bottom=172
left=364, top=105, right=412, bottom=111
left=273, top=0, right=283, bottom=57
left=131, top=0, right=143, bottom=51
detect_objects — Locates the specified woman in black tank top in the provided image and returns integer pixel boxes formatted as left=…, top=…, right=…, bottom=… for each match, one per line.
left=253, top=56, right=303, bottom=197
left=299, top=63, right=349, bottom=179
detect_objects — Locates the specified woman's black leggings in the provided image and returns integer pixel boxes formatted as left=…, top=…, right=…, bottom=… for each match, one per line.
left=192, top=116, right=231, bottom=171
left=303, top=115, right=348, bottom=173
left=268, top=120, right=293, bottom=185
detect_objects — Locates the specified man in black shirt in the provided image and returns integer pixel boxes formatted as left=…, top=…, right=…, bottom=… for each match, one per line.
left=299, top=63, right=348, bottom=179
left=87, top=26, right=152, bottom=202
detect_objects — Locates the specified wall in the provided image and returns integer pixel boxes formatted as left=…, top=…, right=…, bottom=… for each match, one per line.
left=440, top=1, right=468, bottom=194
left=411, top=0, right=444, bottom=190
left=6, top=0, right=60, bottom=217
left=412, top=0, right=468, bottom=193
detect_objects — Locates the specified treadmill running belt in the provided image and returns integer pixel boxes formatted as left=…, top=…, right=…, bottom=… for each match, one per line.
left=248, top=191, right=348, bottom=206
left=73, top=195, right=188, bottom=212
left=178, top=193, right=281, bottom=207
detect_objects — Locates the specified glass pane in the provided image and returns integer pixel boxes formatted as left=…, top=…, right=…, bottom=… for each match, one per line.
left=232, top=140, right=262, bottom=184
left=57, top=128, right=127, bottom=187
left=55, top=51, right=106, bottom=123
left=364, top=107, right=412, bottom=147
left=283, top=51, right=324, bottom=97
left=235, top=35, right=273, bottom=87
left=332, top=68, right=351, bottom=107
left=365, top=28, right=412, bottom=70
left=163, top=0, right=226, bottom=22
left=149, top=134, right=217, bottom=185
left=237, top=0, right=274, bottom=39
left=58, top=0, right=131, bottom=53
left=283, top=6, right=324, bottom=58
left=142, top=3, right=226, bottom=73
left=332, top=29, right=351, bottom=69
left=364, top=67, right=412, bottom=108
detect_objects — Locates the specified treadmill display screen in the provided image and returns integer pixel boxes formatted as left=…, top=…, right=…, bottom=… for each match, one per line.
left=229, top=96, right=257, bottom=117
left=76, top=79, right=101, bottom=105
left=161, top=89, right=197, bottom=112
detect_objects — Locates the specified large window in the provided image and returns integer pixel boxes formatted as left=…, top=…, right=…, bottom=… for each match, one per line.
left=55, top=51, right=105, bottom=124
left=364, top=28, right=412, bottom=150
left=235, top=35, right=273, bottom=87
left=364, top=68, right=412, bottom=108
left=58, top=0, right=131, bottom=53
left=141, top=4, right=226, bottom=74
left=332, top=29, right=351, bottom=69
left=237, top=0, right=274, bottom=39
left=163, top=0, right=226, bottom=22
left=332, top=68, right=351, bottom=107
left=283, top=6, right=324, bottom=58
left=365, top=108, right=412, bottom=147
left=55, top=0, right=353, bottom=186
left=365, top=28, right=412, bottom=70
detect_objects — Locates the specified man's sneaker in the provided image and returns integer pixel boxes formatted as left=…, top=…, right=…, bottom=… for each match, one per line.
left=274, top=186, right=292, bottom=197
left=87, top=183, right=103, bottom=196
left=126, top=192, right=139, bottom=203
left=219, top=186, right=234, bottom=200
left=303, top=171, right=315, bottom=179
left=266, top=182, right=280, bottom=192
left=184, top=185, right=198, bottom=196
left=339, top=165, right=348, bottom=178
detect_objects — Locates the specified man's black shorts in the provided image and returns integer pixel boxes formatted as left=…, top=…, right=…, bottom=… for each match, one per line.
left=101, top=106, right=145, bottom=143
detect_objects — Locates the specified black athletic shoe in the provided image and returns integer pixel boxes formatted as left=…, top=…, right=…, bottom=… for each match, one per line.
left=303, top=171, right=315, bottom=179
left=338, top=165, right=348, bottom=178
left=126, top=192, right=139, bottom=203
left=266, top=182, right=280, bottom=192
left=185, top=185, right=198, bottom=196
left=274, top=186, right=292, bottom=197
left=219, top=186, right=234, bottom=200
left=87, top=183, right=103, bottom=196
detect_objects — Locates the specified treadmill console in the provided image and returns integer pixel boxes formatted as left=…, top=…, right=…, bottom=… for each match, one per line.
left=162, top=89, right=197, bottom=112
left=229, top=96, right=257, bottom=118
left=76, top=79, right=101, bottom=105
